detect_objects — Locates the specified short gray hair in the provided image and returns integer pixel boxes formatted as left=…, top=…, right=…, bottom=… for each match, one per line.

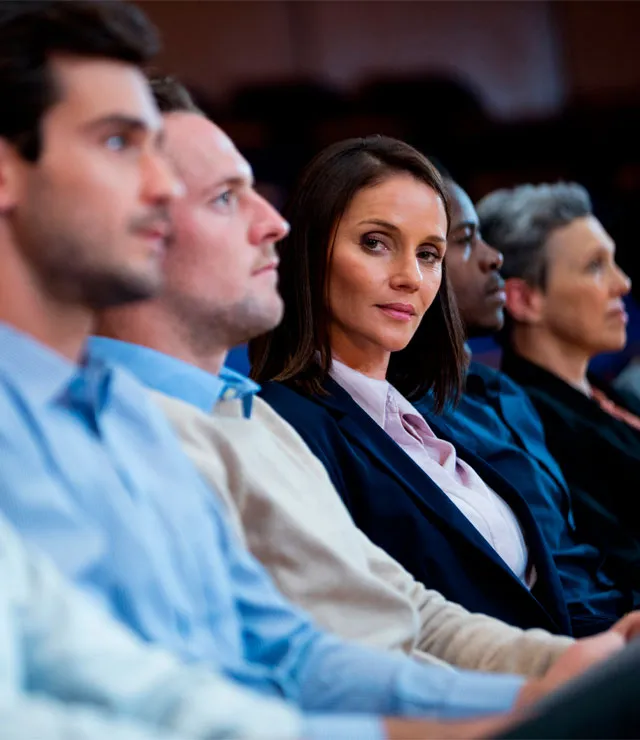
left=476, top=182, right=592, bottom=288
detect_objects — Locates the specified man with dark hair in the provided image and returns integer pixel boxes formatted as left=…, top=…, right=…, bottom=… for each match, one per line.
left=416, top=180, right=637, bottom=637
left=0, top=2, right=314, bottom=737
left=0, top=0, right=159, bottom=160
left=0, top=0, right=178, bottom=316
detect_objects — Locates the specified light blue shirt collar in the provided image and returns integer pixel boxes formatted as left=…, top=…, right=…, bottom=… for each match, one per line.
left=0, top=322, right=113, bottom=411
left=88, top=336, right=260, bottom=417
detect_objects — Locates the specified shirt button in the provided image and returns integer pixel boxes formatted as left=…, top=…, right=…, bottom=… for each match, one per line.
left=222, top=388, right=236, bottom=401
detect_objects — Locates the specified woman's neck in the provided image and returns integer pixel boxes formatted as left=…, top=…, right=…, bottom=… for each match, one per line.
left=330, top=333, right=390, bottom=380
left=511, top=327, right=591, bottom=395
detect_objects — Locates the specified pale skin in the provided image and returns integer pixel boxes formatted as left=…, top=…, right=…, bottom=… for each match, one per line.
left=505, top=215, right=632, bottom=395
left=97, top=112, right=289, bottom=373
left=99, top=116, right=640, bottom=737
left=0, top=54, right=182, bottom=361
left=328, top=172, right=448, bottom=379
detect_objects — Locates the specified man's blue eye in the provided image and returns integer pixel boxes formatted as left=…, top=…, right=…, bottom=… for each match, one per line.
left=105, top=134, right=127, bottom=151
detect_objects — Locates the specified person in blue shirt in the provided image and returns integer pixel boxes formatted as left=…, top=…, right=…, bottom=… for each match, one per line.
left=0, top=4, right=595, bottom=739
left=0, top=507, right=311, bottom=740
left=415, top=179, right=637, bottom=637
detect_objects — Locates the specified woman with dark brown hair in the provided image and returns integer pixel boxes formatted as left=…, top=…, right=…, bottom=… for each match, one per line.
left=250, top=135, right=571, bottom=634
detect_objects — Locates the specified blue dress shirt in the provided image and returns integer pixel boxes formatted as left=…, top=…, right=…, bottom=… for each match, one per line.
left=416, top=361, right=630, bottom=637
left=0, top=324, right=524, bottom=734
left=0, top=510, right=307, bottom=740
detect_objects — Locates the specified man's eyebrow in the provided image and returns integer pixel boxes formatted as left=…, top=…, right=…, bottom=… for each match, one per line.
left=201, top=174, right=255, bottom=195
left=450, top=220, right=478, bottom=232
left=82, top=114, right=163, bottom=145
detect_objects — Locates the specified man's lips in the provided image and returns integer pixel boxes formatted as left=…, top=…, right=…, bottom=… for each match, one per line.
left=253, top=260, right=279, bottom=276
left=607, top=303, right=629, bottom=323
left=485, top=278, right=506, bottom=303
left=136, top=225, right=172, bottom=252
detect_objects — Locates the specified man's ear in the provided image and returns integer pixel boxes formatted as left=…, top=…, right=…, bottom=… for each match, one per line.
left=504, top=277, right=545, bottom=325
left=0, top=139, right=23, bottom=214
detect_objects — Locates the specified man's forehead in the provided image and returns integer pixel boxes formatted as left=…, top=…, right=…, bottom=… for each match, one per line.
left=49, top=54, right=161, bottom=129
left=447, top=184, right=478, bottom=230
left=164, top=112, right=252, bottom=184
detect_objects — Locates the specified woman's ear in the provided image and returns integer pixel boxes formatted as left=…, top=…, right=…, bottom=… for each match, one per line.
left=504, top=277, right=545, bottom=326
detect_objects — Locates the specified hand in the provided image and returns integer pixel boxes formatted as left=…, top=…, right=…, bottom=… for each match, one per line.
left=610, top=610, right=640, bottom=641
left=516, top=628, right=626, bottom=709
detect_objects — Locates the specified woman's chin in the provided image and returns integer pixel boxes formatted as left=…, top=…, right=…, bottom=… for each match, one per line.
left=380, top=336, right=414, bottom=354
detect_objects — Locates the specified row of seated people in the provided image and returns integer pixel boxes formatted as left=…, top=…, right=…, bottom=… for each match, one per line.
left=3, top=2, right=640, bottom=738
left=228, top=177, right=640, bottom=636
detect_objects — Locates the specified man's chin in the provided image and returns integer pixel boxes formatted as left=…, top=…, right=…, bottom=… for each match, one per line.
left=465, top=318, right=504, bottom=340
left=84, top=271, right=163, bottom=310
left=596, top=334, right=628, bottom=355
left=234, top=301, right=284, bottom=345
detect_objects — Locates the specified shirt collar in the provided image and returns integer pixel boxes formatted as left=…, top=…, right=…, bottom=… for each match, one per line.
left=88, top=336, right=259, bottom=417
left=329, top=358, right=392, bottom=428
left=0, top=322, right=113, bottom=409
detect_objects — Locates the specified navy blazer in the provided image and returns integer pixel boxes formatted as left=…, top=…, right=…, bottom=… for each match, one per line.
left=415, top=362, right=631, bottom=637
left=260, top=378, right=572, bottom=635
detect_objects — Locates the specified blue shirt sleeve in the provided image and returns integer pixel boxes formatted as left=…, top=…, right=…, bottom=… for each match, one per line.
left=212, top=495, right=524, bottom=720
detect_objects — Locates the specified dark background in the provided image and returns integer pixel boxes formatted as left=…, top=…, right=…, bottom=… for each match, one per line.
left=137, top=0, right=640, bottom=370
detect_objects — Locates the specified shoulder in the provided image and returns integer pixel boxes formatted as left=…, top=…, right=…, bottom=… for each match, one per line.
left=259, top=381, right=337, bottom=427
left=468, top=360, right=497, bottom=381
left=148, top=391, right=224, bottom=452
left=150, top=388, right=206, bottom=425
left=251, top=396, right=321, bottom=447
left=110, top=368, right=194, bottom=435
left=258, top=382, right=352, bottom=467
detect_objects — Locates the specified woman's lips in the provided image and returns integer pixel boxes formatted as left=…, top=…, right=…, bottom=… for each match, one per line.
left=376, top=304, right=416, bottom=322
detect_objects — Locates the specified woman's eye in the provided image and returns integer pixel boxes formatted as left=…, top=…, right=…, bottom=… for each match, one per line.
left=418, top=249, right=439, bottom=263
left=361, top=235, right=386, bottom=251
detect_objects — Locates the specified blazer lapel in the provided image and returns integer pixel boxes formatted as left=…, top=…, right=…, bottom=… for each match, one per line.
left=317, top=379, right=564, bottom=620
